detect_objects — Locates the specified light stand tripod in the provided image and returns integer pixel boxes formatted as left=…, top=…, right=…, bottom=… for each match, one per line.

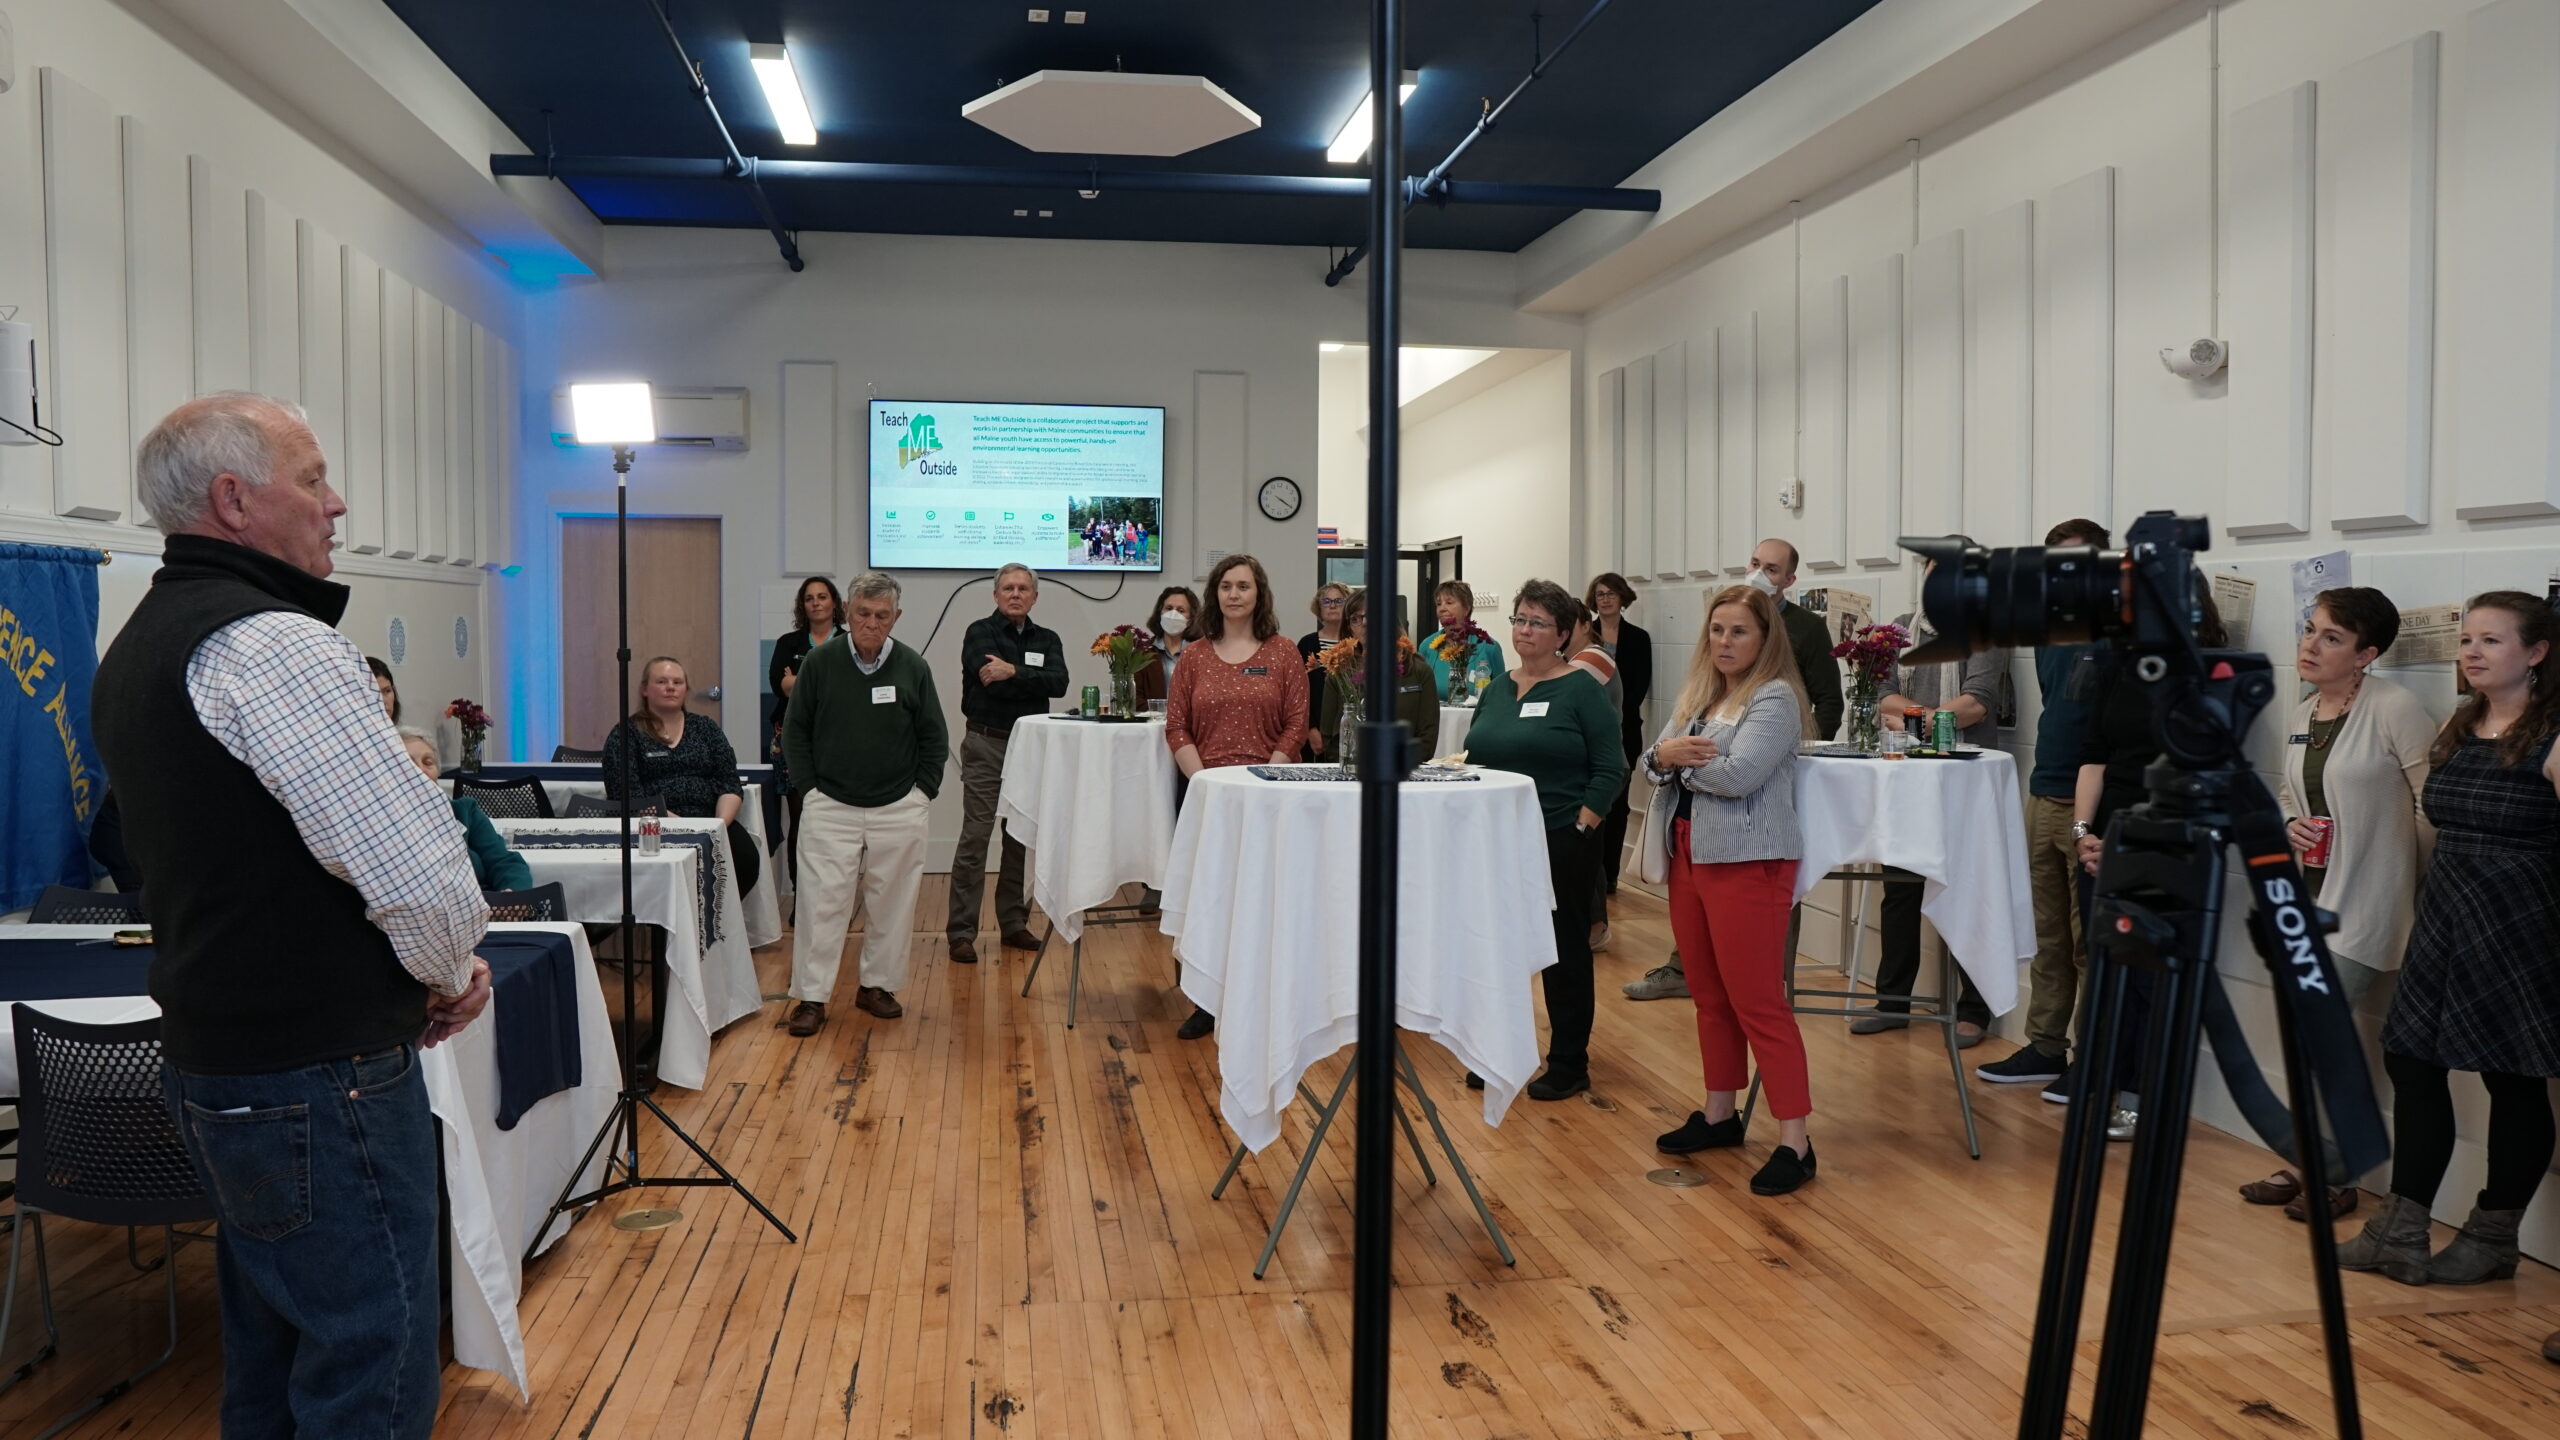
left=524, top=442, right=796, bottom=1261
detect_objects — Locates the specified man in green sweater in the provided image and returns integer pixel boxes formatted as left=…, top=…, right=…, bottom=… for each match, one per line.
left=782, top=571, right=949, bottom=1034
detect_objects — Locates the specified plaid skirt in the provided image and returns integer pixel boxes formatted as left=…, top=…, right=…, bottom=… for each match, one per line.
left=2381, top=736, right=2560, bottom=1077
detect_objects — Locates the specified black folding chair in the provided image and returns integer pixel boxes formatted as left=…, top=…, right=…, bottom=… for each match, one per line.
left=483, top=882, right=569, bottom=923
left=561, top=792, right=665, bottom=819
left=0, top=1010, right=216, bottom=1439
left=551, top=745, right=604, bottom=762
left=452, top=775, right=553, bottom=819
left=25, top=887, right=144, bottom=926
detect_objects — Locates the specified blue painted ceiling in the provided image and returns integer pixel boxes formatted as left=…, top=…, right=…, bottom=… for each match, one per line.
left=387, top=0, right=1882, bottom=252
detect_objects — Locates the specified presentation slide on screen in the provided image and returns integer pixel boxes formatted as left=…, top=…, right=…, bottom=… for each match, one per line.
left=869, top=400, right=1165, bottom=572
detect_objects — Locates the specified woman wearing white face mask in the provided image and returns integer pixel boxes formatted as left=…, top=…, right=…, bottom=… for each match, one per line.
left=1135, top=585, right=1199, bottom=709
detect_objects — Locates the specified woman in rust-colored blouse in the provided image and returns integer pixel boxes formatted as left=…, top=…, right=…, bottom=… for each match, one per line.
left=1163, top=553, right=1306, bottom=1039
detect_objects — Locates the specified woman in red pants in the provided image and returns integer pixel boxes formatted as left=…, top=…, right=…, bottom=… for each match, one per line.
left=1638, top=585, right=1817, bottom=1194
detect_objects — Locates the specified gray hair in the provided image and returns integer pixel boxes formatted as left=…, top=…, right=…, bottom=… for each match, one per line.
left=846, top=571, right=903, bottom=605
left=996, top=562, right=1039, bottom=589
left=135, top=392, right=310, bottom=531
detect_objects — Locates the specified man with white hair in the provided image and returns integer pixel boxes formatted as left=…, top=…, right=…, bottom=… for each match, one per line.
left=945, top=562, right=1068, bottom=963
left=91, top=392, right=491, bottom=1437
left=782, top=570, right=948, bottom=1033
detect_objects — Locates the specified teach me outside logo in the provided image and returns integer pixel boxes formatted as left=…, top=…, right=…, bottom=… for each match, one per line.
left=881, top=409, right=956, bottom=474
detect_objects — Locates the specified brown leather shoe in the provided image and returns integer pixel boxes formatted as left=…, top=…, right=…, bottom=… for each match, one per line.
left=949, top=937, right=979, bottom=965
left=1002, top=928, right=1043, bottom=952
left=855, top=986, right=904, bottom=1019
left=2542, top=1327, right=2559, bottom=1364
left=786, top=1001, right=825, bottom=1037
left=2285, top=1184, right=2360, bottom=1223
left=2240, top=1169, right=2304, bottom=1206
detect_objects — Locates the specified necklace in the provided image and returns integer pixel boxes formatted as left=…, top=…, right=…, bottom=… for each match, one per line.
left=2307, top=675, right=2361, bottom=749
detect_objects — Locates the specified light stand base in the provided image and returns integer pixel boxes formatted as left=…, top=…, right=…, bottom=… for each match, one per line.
left=612, top=1209, right=684, bottom=1233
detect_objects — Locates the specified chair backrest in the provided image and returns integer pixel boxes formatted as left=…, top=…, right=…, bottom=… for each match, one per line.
left=562, top=792, right=665, bottom=819
left=552, top=745, right=604, bottom=763
left=11, top=1008, right=215, bottom=1226
left=28, top=884, right=145, bottom=925
left=453, top=775, right=554, bottom=819
left=483, top=882, right=568, bottom=923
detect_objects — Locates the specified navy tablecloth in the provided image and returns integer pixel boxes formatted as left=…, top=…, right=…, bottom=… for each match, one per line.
left=0, top=939, right=156, bottom=1002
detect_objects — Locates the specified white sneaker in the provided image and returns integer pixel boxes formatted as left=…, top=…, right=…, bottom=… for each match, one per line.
left=1623, top=962, right=1688, bottom=1000
left=2106, top=1106, right=2139, bottom=1142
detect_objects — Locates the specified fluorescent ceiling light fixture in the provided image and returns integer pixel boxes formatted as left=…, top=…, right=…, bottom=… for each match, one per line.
left=1327, top=71, right=1419, bottom=164
left=569, top=382, right=656, bottom=444
left=749, top=43, right=818, bottom=146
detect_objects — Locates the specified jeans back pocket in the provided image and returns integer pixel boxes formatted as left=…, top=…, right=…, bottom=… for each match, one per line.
left=184, top=1102, right=313, bottom=1242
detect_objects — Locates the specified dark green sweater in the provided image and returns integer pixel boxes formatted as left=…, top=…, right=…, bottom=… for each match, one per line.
left=1463, top=668, right=1628, bottom=830
left=782, top=636, right=951, bottom=809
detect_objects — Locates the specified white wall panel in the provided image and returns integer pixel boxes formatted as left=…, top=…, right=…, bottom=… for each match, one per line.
left=1717, top=317, right=1758, bottom=572
left=1906, top=229, right=1965, bottom=536
left=2318, top=32, right=2438, bottom=532
left=1799, top=274, right=1848, bottom=570
left=780, top=360, right=839, bottom=575
left=122, top=116, right=191, bottom=529
left=341, top=249, right=384, bottom=555
left=2037, top=168, right=2115, bottom=533
left=414, top=291, right=448, bottom=563
left=1965, top=201, right=2035, bottom=543
left=381, top=272, right=417, bottom=559
left=1848, top=253, right=1905, bottom=566
left=39, top=70, right=129, bottom=522
left=2225, top=84, right=2318, bottom=537
left=468, top=326, right=491, bottom=567
left=295, top=221, right=344, bottom=520
left=1193, top=371, right=1247, bottom=577
left=445, top=305, right=473, bottom=565
left=2451, top=0, right=2560, bottom=520
left=487, top=336, right=517, bottom=570
left=1686, top=329, right=1719, bottom=574
left=244, top=189, right=300, bottom=401
left=1650, top=343, right=1686, bottom=578
left=1594, top=367, right=1624, bottom=573
left=186, top=156, right=248, bottom=395
left=1620, top=354, right=1654, bottom=579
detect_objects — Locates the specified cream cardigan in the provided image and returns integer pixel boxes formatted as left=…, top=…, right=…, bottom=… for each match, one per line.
left=2276, top=675, right=2437, bottom=971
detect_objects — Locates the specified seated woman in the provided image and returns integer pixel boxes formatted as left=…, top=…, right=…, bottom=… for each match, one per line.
left=1312, top=588, right=1439, bottom=762
left=402, top=731, right=532, bottom=891
left=601, top=655, right=763, bottom=898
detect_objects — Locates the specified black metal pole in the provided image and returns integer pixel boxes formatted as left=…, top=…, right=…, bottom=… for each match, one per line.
left=1348, top=0, right=1405, bottom=1433
left=641, top=0, right=805, bottom=272
left=2267, top=979, right=2366, bottom=1438
left=614, top=449, right=641, bottom=1174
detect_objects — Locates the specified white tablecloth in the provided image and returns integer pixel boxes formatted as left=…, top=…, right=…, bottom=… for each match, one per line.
left=997, top=715, right=1177, bottom=943
left=1158, top=767, right=1556, bottom=1152
left=1437, top=705, right=1473, bottom=758
left=1792, top=751, right=2035, bottom=1015
left=0, top=922, right=617, bottom=1398
left=508, top=781, right=783, bottom=948
left=491, top=818, right=763, bottom=1089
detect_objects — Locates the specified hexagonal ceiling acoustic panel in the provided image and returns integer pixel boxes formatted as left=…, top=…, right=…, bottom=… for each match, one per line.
left=962, top=70, right=1260, bottom=156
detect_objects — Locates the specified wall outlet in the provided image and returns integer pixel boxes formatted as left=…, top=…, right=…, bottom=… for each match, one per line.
left=1774, top=477, right=1804, bottom=512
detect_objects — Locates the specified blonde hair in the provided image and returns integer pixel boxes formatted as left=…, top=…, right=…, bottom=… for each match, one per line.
left=1668, top=586, right=1811, bottom=737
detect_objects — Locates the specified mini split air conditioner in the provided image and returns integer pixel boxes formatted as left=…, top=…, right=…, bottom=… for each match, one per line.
left=549, top=386, right=749, bottom=450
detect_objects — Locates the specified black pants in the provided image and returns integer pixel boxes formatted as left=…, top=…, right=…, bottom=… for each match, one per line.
left=1871, top=879, right=1991, bottom=1027
left=726, top=817, right=762, bottom=901
left=784, top=790, right=805, bottom=889
left=2384, top=1052, right=2557, bottom=1211
left=1541, top=825, right=1601, bottom=1073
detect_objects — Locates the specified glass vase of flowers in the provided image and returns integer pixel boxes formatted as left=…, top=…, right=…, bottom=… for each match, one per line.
left=1427, top=619, right=1496, bottom=706
left=1828, top=622, right=1910, bottom=752
left=1089, top=624, right=1161, bottom=719
left=1320, top=632, right=1420, bottom=777
left=445, top=697, right=492, bottom=770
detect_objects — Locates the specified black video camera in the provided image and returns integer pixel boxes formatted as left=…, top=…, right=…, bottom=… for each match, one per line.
left=1899, top=511, right=2212, bottom=666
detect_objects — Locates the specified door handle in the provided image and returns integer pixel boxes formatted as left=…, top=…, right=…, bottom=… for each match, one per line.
left=697, top=686, right=723, bottom=701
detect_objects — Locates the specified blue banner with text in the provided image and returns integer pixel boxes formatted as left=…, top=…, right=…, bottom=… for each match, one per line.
left=1, top=543, right=106, bottom=911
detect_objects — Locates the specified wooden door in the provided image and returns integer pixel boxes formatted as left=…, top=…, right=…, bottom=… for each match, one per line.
left=562, top=517, right=723, bottom=749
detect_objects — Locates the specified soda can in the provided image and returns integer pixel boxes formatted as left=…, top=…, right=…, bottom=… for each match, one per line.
left=1931, top=707, right=1958, bottom=751
left=1081, top=684, right=1100, bottom=717
left=2300, top=816, right=2335, bottom=868
left=638, top=812, right=662, bottom=855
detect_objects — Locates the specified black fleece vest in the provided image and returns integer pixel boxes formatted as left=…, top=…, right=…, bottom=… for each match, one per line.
left=91, top=536, right=426, bottom=1073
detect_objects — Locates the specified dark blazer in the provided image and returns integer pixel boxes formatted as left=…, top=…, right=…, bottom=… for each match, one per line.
left=1605, top=618, right=1654, bottom=761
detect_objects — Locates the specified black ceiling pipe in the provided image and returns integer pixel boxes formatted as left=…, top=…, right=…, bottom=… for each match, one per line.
left=492, top=152, right=1660, bottom=213
left=642, top=0, right=805, bottom=272
left=1327, top=0, right=1618, bottom=286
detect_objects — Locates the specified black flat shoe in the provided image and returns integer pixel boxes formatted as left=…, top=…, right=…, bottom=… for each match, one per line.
left=1464, top=1071, right=1485, bottom=1090
left=1655, top=1111, right=1744, bottom=1154
left=1524, top=1067, right=1589, bottom=1101
left=1176, top=1007, right=1215, bottom=1040
left=1749, top=1143, right=1816, bottom=1196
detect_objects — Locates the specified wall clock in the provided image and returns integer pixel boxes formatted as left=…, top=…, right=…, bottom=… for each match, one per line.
left=1258, top=475, right=1302, bottom=522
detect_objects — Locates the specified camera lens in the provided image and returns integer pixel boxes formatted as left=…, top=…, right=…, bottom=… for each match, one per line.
left=1902, top=537, right=2125, bottom=663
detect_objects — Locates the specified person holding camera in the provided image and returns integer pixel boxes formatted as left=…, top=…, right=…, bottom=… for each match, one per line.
left=2336, top=591, right=2560, bottom=1287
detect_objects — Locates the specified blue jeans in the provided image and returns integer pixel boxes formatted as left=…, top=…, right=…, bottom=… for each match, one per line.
left=163, top=1045, right=441, bottom=1440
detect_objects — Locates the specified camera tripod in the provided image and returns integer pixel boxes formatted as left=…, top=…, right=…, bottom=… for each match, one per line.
left=2016, top=647, right=2389, bottom=1439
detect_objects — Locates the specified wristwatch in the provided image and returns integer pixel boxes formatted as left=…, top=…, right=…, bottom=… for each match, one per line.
left=2070, top=819, right=2095, bottom=841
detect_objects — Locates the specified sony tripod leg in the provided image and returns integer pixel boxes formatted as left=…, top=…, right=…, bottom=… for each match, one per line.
left=2267, top=966, right=2365, bottom=1439
left=2016, top=950, right=2134, bottom=1440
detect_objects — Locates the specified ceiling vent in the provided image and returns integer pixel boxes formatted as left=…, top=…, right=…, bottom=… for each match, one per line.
left=962, top=71, right=1259, bottom=156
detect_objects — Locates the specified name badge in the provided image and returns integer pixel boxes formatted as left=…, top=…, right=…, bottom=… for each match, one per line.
left=1243, top=666, right=1269, bottom=676
left=1024, top=652, right=1045, bottom=667
left=1520, top=701, right=1551, bottom=718
left=871, top=685, right=897, bottom=705
left=1401, top=683, right=1423, bottom=694
left=2288, top=733, right=2310, bottom=746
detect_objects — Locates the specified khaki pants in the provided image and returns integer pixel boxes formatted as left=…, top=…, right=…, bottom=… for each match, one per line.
left=791, top=788, right=930, bottom=1002
left=2023, top=794, right=2085, bottom=1057
left=945, top=728, right=1029, bottom=941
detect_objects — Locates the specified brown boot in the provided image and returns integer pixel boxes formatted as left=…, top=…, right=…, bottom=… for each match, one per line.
left=2335, top=1193, right=2434, bottom=1284
left=949, top=937, right=979, bottom=965
left=787, top=1001, right=826, bottom=1037
left=2424, top=1205, right=2523, bottom=1285
left=855, top=986, right=904, bottom=1019
left=1002, top=927, right=1043, bottom=952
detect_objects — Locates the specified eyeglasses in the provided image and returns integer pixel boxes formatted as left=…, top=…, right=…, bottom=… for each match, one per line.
left=1319, top=596, right=1345, bottom=606
left=1509, top=615, right=1557, bottom=632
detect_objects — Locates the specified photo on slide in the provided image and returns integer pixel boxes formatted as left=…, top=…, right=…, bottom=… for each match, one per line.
left=1066, top=496, right=1161, bottom=569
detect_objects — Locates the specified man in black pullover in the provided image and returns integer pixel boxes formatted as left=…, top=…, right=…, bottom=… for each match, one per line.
left=946, top=563, right=1070, bottom=962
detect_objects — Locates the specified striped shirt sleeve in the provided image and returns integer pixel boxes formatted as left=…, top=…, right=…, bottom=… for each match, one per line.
left=185, top=611, right=486, bottom=995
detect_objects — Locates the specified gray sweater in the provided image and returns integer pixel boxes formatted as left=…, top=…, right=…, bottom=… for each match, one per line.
left=1636, top=680, right=1805, bottom=871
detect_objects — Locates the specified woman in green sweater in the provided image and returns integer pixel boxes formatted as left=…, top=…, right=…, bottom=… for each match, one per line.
left=1460, top=579, right=1629, bottom=1100
left=402, top=732, right=532, bottom=891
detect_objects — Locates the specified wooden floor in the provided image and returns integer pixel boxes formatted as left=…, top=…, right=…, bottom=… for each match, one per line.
left=6, top=881, right=2558, bottom=1438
